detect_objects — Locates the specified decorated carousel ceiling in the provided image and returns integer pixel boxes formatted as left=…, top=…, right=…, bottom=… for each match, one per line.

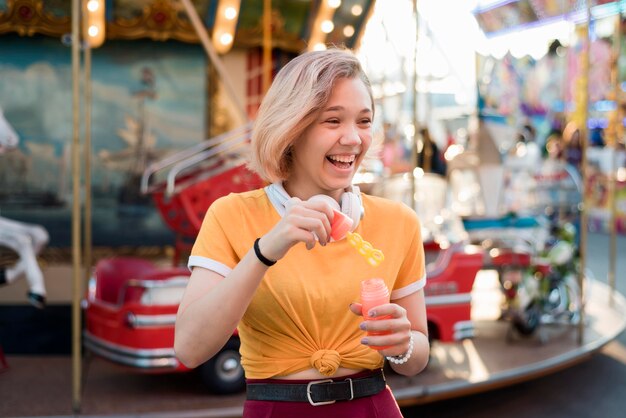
left=474, top=0, right=622, bottom=37
left=0, top=0, right=375, bottom=52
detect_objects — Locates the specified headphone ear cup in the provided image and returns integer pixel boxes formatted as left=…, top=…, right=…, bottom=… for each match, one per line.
left=340, top=191, right=363, bottom=231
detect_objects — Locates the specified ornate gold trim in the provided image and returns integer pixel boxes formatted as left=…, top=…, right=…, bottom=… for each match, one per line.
left=0, top=0, right=203, bottom=43
left=0, top=0, right=70, bottom=37
left=235, top=9, right=305, bottom=53
left=107, top=0, right=200, bottom=43
left=0, top=0, right=368, bottom=50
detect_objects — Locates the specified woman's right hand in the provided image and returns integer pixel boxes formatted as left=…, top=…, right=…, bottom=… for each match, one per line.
left=257, top=197, right=335, bottom=261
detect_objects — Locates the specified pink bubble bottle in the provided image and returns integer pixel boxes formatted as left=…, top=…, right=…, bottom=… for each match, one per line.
left=360, top=278, right=392, bottom=350
left=308, top=195, right=353, bottom=241
left=330, top=209, right=353, bottom=241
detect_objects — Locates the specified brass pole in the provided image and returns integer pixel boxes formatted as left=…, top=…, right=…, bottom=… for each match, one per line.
left=82, top=0, right=93, bottom=296
left=577, top=2, right=591, bottom=346
left=83, top=33, right=93, bottom=296
left=71, top=0, right=83, bottom=411
left=263, top=0, right=272, bottom=94
left=423, top=28, right=432, bottom=174
left=410, top=0, right=420, bottom=210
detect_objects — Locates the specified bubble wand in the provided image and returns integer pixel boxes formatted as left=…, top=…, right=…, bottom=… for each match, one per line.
left=329, top=208, right=384, bottom=267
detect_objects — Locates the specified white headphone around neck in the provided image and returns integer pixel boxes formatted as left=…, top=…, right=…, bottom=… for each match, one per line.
left=265, top=183, right=364, bottom=231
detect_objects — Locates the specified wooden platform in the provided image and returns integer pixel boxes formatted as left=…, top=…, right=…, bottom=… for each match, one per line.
left=1, top=279, right=625, bottom=418
left=393, top=277, right=626, bottom=406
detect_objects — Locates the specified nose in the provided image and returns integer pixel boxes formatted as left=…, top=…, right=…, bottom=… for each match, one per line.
left=339, top=124, right=362, bottom=146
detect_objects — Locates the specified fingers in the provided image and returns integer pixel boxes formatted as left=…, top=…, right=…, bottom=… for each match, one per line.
left=284, top=200, right=333, bottom=246
left=288, top=212, right=331, bottom=246
left=274, top=196, right=341, bottom=255
left=349, top=302, right=363, bottom=316
left=362, top=316, right=410, bottom=333
left=304, top=230, right=317, bottom=250
left=362, top=331, right=412, bottom=357
left=359, top=303, right=412, bottom=355
left=305, top=198, right=336, bottom=227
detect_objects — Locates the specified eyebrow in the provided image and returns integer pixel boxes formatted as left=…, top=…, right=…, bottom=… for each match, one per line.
left=324, top=105, right=372, bottom=114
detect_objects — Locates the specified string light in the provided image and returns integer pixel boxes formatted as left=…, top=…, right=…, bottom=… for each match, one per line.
left=351, top=5, right=363, bottom=16
left=213, top=0, right=241, bottom=54
left=84, top=0, right=105, bottom=48
left=321, top=20, right=334, bottom=33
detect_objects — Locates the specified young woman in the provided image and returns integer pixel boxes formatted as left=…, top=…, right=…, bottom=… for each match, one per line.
left=174, top=48, right=429, bottom=417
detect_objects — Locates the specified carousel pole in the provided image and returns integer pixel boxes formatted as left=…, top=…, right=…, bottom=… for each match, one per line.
left=410, top=0, right=420, bottom=210
left=423, top=24, right=432, bottom=174
left=607, top=12, right=622, bottom=306
left=83, top=6, right=93, bottom=308
left=577, top=0, right=592, bottom=346
left=71, top=0, right=83, bottom=411
left=263, top=0, right=272, bottom=94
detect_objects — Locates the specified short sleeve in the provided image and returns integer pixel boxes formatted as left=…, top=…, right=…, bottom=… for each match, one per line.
left=188, top=195, right=240, bottom=275
left=391, top=206, right=426, bottom=300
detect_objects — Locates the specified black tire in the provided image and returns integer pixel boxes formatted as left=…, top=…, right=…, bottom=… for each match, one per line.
left=513, top=301, right=540, bottom=336
left=427, top=321, right=439, bottom=343
left=198, top=338, right=245, bottom=394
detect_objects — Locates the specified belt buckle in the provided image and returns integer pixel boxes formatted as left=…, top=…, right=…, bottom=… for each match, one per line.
left=344, top=378, right=354, bottom=401
left=306, top=379, right=335, bottom=406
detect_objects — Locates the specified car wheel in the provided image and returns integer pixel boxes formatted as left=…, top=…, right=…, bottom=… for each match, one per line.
left=427, top=321, right=439, bottom=343
left=198, top=338, right=245, bottom=394
left=513, top=301, right=540, bottom=336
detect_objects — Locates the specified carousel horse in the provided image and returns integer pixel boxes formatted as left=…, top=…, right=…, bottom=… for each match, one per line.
left=0, top=107, right=18, bottom=153
left=0, top=107, right=48, bottom=308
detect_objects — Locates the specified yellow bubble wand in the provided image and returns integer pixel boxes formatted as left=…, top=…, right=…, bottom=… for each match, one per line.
left=346, top=231, right=385, bottom=267
left=328, top=208, right=384, bottom=267
left=307, top=195, right=385, bottom=267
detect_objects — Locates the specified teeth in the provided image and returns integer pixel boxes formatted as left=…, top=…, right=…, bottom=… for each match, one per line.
left=328, top=155, right=356, bottom=163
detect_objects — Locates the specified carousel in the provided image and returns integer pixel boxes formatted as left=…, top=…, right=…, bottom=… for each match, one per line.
left=0, top=1, right=625, bottom=416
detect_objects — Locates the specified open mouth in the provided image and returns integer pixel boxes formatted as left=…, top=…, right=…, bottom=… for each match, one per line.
left=327, top=154, right=356, bottom=169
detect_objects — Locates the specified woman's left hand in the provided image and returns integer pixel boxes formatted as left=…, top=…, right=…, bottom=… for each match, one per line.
left=349, top=302, right=412, bottom=357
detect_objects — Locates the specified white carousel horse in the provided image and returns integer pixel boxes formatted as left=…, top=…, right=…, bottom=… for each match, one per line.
left=0, top=107, right=48, bottom=308
left=0, top=107, right=19, bottom=153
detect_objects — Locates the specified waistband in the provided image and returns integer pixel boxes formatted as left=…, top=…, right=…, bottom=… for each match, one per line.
left=246, top=369, right=386, bottom=406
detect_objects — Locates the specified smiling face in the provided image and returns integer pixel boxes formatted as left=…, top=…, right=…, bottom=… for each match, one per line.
left=284, top=77, right=373, bottom=201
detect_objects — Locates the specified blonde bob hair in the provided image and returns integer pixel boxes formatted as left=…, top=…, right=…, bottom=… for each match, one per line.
left=249, top=48, right=374, bottom=183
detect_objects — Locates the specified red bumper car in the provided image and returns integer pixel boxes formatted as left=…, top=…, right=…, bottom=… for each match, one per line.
left=83, top=257, right=244, bottom=394
left=424, top=242, right=484, bottom=342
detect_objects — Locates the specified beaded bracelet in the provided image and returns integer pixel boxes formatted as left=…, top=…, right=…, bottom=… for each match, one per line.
left=385, top=332, right=414, bottom=365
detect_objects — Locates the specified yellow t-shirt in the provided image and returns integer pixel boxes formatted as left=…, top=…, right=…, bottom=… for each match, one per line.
left=189, top=188, right=426, bottom=379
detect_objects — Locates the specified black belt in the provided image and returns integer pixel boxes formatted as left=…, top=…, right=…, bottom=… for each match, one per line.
left=246, top=369, right=386, bottom=406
